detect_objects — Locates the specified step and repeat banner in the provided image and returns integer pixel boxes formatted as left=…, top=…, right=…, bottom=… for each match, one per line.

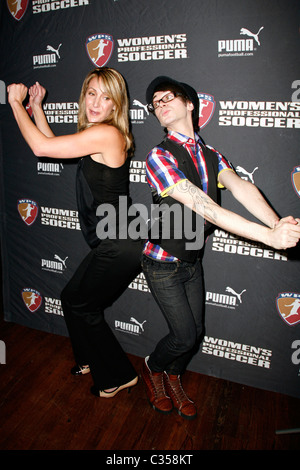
left=0, top=0, right=299, bottom=398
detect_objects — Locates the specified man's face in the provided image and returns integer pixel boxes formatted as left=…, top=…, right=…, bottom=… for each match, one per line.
left=153, top=90, right=194, bottom=130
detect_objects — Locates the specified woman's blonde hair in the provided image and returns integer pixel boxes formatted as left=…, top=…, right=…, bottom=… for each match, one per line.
left=77, top=67, right=134, bottom=156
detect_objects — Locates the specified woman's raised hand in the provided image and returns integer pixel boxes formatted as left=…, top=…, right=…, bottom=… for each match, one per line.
left=29, top=81, right=46, bottom=108
left=7, top=83, right=28, bottom=105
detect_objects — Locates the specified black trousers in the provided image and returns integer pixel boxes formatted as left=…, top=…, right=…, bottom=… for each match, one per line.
left=61, top=237, right=143, bottom=390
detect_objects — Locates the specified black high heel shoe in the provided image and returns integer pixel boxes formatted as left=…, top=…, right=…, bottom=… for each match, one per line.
left=71, top=364, right=90, bottom=376
left=91, top=376, right=138, bottom=398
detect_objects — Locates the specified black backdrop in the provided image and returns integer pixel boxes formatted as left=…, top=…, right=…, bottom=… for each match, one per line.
left=0, top=0, right=299, bottom=398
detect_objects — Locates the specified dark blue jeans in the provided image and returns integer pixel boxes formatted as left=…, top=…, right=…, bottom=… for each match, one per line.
left=142, top=254, right=205, bottom=375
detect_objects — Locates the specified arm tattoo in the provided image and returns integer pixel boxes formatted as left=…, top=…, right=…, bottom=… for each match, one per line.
left=168, top=180, right=219, bottom=224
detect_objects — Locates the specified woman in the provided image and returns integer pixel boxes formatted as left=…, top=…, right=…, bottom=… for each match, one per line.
left=8, top=68, right=142, bottom=397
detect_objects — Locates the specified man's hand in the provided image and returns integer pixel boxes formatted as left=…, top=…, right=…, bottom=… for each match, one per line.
left=267, top=216, right=300, bottom=250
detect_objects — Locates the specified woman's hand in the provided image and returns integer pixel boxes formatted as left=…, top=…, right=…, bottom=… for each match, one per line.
left=29, top=81, right=46, bottom=108
left=7, top=83, right=28, bottom=105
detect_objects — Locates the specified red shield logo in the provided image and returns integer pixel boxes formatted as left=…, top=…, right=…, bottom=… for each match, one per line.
left=22, top=288, right=42, bottom=312
left=26, top=104, right=33, bottom=117
left=198, top=93, right=215, bottom=129
left=7, top=0, right=28, bottom=21
left=86, top=34, right=114, bottom=67
left=291, top=166, right=300, bottom=198
left=276, top=293, right=300, bottom=326
left=18, top=199, right=38, bottom=226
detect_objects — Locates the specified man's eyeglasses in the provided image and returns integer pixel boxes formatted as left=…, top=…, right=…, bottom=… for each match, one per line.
left=147, top=92, right=183, bottom=113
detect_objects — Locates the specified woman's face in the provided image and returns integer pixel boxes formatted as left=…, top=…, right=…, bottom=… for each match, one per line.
left=85, top=76, right=115, bottom=123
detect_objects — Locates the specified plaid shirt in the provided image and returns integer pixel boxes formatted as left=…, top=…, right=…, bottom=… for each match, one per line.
left=143, top=130, right=234, bottom=261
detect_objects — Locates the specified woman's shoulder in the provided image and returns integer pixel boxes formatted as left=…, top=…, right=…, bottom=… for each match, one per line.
left=89, top=123, right=120, bottom=135
left=89, top=123, right=124, bottom=144
left=88, top=125, right=126, bottom=167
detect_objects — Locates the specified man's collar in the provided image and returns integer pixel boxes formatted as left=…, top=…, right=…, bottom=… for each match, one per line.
left=168, top=130, right=200, bottom=145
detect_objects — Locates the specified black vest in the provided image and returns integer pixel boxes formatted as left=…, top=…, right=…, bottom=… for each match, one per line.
left=149, top=139, right=219, bottom=262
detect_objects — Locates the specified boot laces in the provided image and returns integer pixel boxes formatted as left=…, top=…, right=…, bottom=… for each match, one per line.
left=151, top=373, right=167, bottom=398
left=166, top=375, right=192, bottom=403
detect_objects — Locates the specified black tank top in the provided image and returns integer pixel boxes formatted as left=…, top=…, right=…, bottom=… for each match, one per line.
left=82, top=156, right=130, bottom=205
left=76, top=156, right=131, bottom=248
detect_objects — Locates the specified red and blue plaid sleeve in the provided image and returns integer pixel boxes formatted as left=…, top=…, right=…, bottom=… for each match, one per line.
left=145, top=146, right=187, bottom=196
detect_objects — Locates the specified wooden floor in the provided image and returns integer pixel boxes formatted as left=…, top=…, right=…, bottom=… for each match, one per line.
left=0, top=313, right=300, bottom=453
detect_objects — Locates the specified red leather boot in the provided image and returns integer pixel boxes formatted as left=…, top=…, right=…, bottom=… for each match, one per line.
left=141, top=357, right=173, bottom=414
left=164, top=373, right=197, bottom=420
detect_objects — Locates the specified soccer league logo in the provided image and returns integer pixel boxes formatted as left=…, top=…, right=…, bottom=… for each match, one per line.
left=7, top=0, right=28, bottom=21
left=198, top=93, right=216, bottom=129
left=276, top=293, right=300, bottom=326
left=22, top=288, right=42, bottom=313
left=26, top=104, right=33, bottom=117
left=86, top=34, right=114, bottom=67
left=291, top=166, right=300, bottom=198
left=18, top=199, right=38, bottom=226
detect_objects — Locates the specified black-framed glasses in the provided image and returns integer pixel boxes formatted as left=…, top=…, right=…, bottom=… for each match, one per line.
left=147, top=92, right=183, bottom=113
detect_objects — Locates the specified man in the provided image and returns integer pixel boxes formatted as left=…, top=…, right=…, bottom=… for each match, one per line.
left=141, top=76, right=300, bottom=420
